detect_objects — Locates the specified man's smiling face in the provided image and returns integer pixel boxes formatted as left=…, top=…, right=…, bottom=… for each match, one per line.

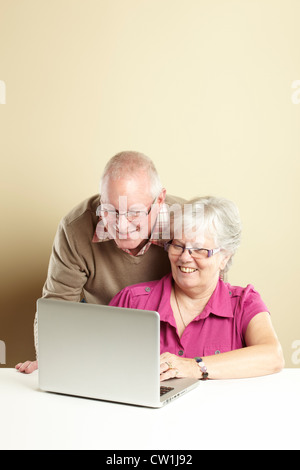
left=101, top=172, right=165, bottom=255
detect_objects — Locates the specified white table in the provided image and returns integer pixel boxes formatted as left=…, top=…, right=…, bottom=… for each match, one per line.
left=0, top=368, right=299, bottom=450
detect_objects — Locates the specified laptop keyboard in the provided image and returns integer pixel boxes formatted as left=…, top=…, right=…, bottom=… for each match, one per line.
left=160, top=386, right=175, bottom=396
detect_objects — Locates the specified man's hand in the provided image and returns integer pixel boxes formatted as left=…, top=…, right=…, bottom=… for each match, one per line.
left=15, top=360, right=38, bottom=374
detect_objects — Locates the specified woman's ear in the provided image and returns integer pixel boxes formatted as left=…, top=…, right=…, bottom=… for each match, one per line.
left=220, top=253, right=232, bottom=272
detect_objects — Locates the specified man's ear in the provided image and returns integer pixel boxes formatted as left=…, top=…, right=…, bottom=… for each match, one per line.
left=157, top=188, right=167, bottom=206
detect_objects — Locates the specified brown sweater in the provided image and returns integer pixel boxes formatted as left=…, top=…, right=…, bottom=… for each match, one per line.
left=42, top=193, right=185, bottom=305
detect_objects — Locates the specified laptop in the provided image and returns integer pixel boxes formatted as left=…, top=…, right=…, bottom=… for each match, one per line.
left=37, top=298, right=199, bottom=408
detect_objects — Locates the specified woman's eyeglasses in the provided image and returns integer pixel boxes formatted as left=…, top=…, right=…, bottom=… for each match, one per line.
left=164, top=241, right=221, bottom=259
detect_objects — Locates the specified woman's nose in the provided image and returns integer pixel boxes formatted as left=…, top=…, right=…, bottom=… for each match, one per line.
left=179, top=247, right=193, bottom=261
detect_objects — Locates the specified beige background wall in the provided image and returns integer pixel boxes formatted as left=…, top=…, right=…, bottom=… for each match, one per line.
left=0, top=0, right=299, bottom=368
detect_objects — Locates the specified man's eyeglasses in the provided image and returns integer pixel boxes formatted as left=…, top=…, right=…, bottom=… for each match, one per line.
left=164, top=241, right=221, bottom=259
left=97, top=198, right=157, bottom=223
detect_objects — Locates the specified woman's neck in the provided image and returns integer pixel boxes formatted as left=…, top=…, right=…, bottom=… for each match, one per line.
left=171, top=277, right=220, bottom=338
left=174, top=277, right=219, bottom=306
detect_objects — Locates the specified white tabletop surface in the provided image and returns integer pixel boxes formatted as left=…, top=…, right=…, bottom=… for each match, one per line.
left=0, top=368, right=299, bottom=450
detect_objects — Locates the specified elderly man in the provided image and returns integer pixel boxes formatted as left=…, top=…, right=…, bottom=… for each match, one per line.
left=16, top=151, right=185, bottom=373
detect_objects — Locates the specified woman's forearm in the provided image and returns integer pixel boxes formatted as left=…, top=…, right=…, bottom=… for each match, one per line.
left=203, top=342, right=285, bottom=380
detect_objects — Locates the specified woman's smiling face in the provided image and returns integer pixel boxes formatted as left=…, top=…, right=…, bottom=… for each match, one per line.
left=169, top=234, right=231, bottom=295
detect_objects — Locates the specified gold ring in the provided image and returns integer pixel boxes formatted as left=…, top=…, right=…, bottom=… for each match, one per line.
left=166, top=361, right=173, bottom=369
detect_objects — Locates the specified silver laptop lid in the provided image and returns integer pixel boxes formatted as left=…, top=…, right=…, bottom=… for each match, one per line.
left=37, top=298, right=161, bottom=407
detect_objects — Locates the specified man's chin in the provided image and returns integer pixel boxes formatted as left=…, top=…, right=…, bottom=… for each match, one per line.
left=115, top=236, right=147, bottom=253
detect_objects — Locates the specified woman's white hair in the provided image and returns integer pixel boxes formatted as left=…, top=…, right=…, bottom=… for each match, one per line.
left=176, top=196, right=242, bottom=273
left=100, top=151, right=163, bottom=199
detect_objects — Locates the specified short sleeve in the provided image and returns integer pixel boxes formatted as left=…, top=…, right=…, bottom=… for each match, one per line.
left=237, top=285, right=269, bottom=338
left=109, top=288, right=134, bottom=309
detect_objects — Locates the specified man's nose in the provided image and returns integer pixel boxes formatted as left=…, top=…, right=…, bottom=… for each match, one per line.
left=117, top=213, right=130, bottom=232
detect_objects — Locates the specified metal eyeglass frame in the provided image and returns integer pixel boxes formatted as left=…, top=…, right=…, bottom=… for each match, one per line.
left=97, top=196, right=158, bottom=221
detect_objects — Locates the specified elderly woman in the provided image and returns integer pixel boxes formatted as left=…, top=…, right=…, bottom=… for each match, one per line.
left=109, top=196, right=284, bottom=381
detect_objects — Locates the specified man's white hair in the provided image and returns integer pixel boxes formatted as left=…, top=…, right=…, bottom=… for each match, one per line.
left=100, top=151, right=163, bottom=199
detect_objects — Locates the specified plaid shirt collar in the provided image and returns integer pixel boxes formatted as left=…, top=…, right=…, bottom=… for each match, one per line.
left=92, top=203, right=170, bottom=256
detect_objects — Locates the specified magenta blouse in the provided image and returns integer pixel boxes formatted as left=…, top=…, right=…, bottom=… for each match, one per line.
left=109, top=273, right=269, bottom=358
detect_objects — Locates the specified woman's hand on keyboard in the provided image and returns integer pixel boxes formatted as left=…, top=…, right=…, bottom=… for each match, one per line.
left=160, top=352, right=200, bottom=381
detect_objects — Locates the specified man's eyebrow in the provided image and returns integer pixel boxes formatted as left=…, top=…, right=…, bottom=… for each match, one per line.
left=173, top=240, right=185, bottom=245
